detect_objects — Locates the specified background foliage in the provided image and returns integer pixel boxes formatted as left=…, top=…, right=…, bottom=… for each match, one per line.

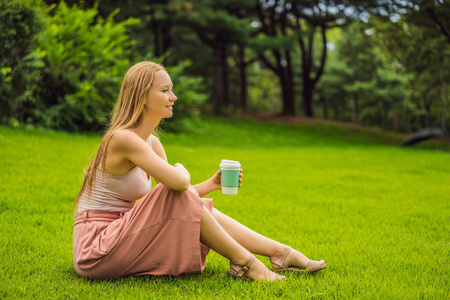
left=34, top=2, right=139, bottom=131
left=0, top=0, right=44, bottom=127
left=0, top=0, right=449, bottom=134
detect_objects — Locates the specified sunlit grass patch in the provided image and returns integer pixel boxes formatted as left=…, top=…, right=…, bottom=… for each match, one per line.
left=1, top=118, right=449, bottom=299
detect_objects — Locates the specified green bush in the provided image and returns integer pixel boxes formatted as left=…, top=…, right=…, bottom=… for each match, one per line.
left=0, top=0, right=45, bottom=126
left=1, top=1, right=206, bottom=133
left=33, top=2, right=139, bottom=132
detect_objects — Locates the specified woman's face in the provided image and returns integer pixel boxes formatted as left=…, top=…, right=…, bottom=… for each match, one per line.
left=145, top=70, right=177, bottom=119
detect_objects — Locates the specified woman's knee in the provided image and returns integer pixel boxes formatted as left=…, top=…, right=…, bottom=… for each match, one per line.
left=211, top=208, right=228, bottom=222
left=212, top=207, right=219, bottom=216
left=153, top=183, right=198, bottom=198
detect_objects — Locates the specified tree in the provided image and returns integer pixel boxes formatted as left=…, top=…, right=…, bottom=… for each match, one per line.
left=288, top=0, right=378, bottom=117
left=371, top=12, right=450, bottom=131
left=34, top=1, right=139, bottom=131
left=171, top=0, right=255, bottom=114
left=380, top=0, right=450, bottom=44
left=254, top=1, right=373, bottom=117
left=253, top=0, right=297, bottom=116
left=98, top=0, right=173, bottom=59
left=317, top=22, right=412, bottom=130
left=227, top=3, right=261, bottom=112
left=0, top=0, right=44, bottom=125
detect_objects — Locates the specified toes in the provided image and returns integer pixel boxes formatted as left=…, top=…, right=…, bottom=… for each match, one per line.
left=313, top=260, right=325, bottom=266
left=266, top=270, right=285, bottom=282
left=278, top=275, right=286, bottom=281
left=272, top=272, right=286, bottom=282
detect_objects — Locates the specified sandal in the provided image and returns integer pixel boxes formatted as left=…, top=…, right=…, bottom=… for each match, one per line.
left=227, top=255, right=256, bottom=281
left=271, top=246, right=327, bottom=273
left=228, top=255, right=286, bottom=282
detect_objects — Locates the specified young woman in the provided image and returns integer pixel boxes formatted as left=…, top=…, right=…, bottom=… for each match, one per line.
left=73, top=61, right=327, bottom=282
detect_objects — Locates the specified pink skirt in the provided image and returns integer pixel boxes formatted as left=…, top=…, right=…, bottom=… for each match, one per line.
left=73, top=184, right=213, bottom=279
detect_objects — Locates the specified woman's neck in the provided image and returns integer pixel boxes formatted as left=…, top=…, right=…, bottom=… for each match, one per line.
left=133, top=117, right=158, bottom=141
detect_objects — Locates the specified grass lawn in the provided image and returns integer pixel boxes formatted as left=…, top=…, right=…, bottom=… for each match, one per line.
left=0, top=117, right=449, bottom=299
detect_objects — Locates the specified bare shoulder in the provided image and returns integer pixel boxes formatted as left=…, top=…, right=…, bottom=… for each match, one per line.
left=110, top=129, right=142, bottom=151
left=150, top=134, right=167, bottom=161
left=150, top=134, right=163, bottom=147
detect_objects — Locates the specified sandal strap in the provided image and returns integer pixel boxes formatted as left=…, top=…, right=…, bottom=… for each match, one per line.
left=305, top=260, right=327, bottom=272
left=229, top=255, right=256, bottom=277
left=270, top=246, right=291, bottom=269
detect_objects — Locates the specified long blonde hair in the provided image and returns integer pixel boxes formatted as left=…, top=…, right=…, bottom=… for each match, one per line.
left=73, top=61, right=167, bottom=214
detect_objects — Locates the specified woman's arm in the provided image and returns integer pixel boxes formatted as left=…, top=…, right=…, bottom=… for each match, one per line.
left=193, top=171, right=222, bottom=198
left=111, top=130, right=190, bottom=191
left=150, top=134, right=168, bottom=185
left=149, top=134, right=243, bottom=197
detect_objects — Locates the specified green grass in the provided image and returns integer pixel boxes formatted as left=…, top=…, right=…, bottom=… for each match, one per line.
left=1, top=117, right=449, bottom=299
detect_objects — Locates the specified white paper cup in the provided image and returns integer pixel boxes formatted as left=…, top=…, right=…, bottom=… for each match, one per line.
left=220, top=159, right=241, bottom=194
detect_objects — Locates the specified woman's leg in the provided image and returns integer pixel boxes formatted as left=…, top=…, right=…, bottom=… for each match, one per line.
left=200, top=207, right=285, bottom=281
left=212, top=208, right=320, bottom=269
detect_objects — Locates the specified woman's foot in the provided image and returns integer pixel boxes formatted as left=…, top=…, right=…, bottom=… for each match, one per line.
left=228, top=254, right=286, bottom=282
left=270, top=246, right=327, bottom=273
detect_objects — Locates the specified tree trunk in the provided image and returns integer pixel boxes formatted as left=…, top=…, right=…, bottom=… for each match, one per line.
left=299, top=25, right=327, bottom=118
left=392, top=110, right=399, bottom=131
left=280, top=69, right=295, bottom=116
left=418, top=94, right=427, bottom=128
left=150, top=8, right=162, bottom=57
left=212, top=41, right=228, bottom=114
left=441, top=83, right=447, bottom=131
left=321, top=95, right=328, bottom=119
left=381, top=99, right=388, bottom=129
left=334, top=103, right=340, bottom=120
left=423, top=95, right=431, bottom=127
left=223, top=44, right=229, bottom=108
left=302, top=78, right=314, bottom=117
left=352, top=93, right=359, bottom=124
left=148, top=6, right=171, bottom=62
left=238, top=45, right=248, bottom=111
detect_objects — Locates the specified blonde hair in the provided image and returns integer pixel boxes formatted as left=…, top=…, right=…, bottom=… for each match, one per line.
left=73, top=61, right=167, bottom=214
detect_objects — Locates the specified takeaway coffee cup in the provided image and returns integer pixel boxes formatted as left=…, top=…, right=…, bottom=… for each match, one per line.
left=220, top=159, right=241, bottom=194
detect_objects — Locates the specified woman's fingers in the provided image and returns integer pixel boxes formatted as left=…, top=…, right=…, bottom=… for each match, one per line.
left=239, top=169, right=243, bottom=187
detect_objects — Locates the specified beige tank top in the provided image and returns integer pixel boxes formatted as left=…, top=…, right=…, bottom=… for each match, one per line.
left=77, top=136, right=153, bottom=213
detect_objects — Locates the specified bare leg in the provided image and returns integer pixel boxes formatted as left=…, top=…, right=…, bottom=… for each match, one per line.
left=212, top=208, right=323, bottom=269
left=200, top=207, right=285, bottom=281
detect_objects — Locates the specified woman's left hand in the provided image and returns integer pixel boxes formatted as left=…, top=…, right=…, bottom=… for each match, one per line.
left=211, top=169, right=243, bottom=191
